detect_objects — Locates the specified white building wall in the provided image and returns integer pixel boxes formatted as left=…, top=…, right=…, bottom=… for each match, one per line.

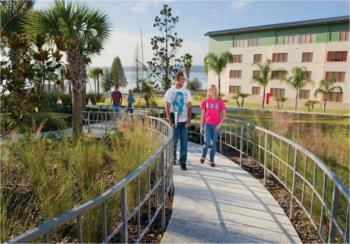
left=207, top=40, right=349, bottom=109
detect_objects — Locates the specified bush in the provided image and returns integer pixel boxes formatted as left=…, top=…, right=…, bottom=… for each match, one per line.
left=59, top=94, right=72, bottom=113
left=86, top=94, right=105, bottom=105
left=187, top=78, right=201, bottom=91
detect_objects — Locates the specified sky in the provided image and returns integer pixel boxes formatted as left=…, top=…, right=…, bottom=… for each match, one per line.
left=34, top=0, right=349, bottom=67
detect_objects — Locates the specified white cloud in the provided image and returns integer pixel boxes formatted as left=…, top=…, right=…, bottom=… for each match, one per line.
left=90, top=31, right=206, bottom=67
left=231, top=0, right=251, bottom=13
left=130, top=0, right=174, bottom=12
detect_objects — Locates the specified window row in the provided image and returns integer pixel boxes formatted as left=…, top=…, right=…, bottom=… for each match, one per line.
left=228, top=86, right=343, bottom=102
left=233, top=31, right=349, bottom=48
left=230, top=70, right=346, bottom=83
left=231, top=51, right=347, bottom=64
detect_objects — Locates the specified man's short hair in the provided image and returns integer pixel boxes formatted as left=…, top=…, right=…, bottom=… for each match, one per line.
left=176, top=72, right=185, bottom=81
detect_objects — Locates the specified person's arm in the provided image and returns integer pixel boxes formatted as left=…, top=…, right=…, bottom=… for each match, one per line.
left=165, top=102, right=174, bottom=128
left=216, top=101, right=226, bottom=130
left=185, top=91, right=192, bottom=128
left=200, top=108, right=205, bottom=135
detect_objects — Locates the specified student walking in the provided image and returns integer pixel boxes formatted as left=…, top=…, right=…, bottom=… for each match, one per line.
left=164, top=72, right=192, bottom=171
left=200, top=85, right=226, bottom=167
left=110, top=86, right=122, bottom=118
left=127, top=89, right=135, bottom=114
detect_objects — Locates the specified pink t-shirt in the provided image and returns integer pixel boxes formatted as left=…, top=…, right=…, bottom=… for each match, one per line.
left=200, top=98, right=226, bottom=126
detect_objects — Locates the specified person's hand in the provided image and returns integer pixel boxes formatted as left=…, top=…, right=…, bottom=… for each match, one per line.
left=200, top=127, right=204, bottom=135
left=215, top=125, right=221, bottom=132
left=185, top=120, right=191, bottom=128
left=170, top=122, right=175, bottom=128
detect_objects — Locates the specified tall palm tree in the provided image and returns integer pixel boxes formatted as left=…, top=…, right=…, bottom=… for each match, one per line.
left=88, top=69, right=98, bottom=94
left=314, top=77, right=343, bottom=113
left=283, top=67, right=313, bottom=111
left=23, top=0, right=111, bottom=136
left=252, top=59, right=272, bottom=109
left=182, top=53, right=193, bottom=79
left=94, top=68, right=103, bottom=95
left=204, top=52, right=233, bottom=96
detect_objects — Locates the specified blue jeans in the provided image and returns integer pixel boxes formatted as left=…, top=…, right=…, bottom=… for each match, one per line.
left=173, top=122, right=188, bottom=166
left=112, top=105, right=121, bottom=118
left=202, top=124, right=219, bottom=162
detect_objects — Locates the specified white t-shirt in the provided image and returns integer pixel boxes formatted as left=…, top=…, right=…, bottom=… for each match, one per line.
left=163, top=86, right=192, bottom=122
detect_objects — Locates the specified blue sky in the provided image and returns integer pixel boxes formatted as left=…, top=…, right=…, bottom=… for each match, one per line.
left=34, top=0, right=349, bottom=66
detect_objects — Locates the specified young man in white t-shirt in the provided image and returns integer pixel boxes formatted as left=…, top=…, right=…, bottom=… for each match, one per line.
left=164, top=72, right=192, bottom=171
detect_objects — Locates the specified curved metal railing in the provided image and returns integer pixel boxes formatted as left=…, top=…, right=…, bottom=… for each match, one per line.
left=189, top=115, right=349, bottom=243
left=8, top=111, right=174, bottom=243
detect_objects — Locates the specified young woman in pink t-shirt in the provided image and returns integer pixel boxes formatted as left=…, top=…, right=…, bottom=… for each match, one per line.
left=200, top=85, right=226, bottom=167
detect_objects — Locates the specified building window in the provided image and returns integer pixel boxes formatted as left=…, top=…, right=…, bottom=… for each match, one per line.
left=252, top=87, right=260, bottom=95
left=229, top=86, right=241, bottom=94
left=232, top=55, right=242, bottom=63
left=327, top=92, right=343, bottom=102
left=327, top=51, right=347, bottom=62
left=302, top=52, right=313, bottom=62
left=252, top=70, right=261, bottom=78
left=253, top=54, right=262, bottom=63
left=282, top=35, right=295, bottom=45
left=270, top=88, right=285, bottom=97
left=248, top=38, right=260, bottom=47
left=272, top=53, right=288, bottom=62
left=271, top=71, right=287, bottom=80
left=229, top=70, right=241, bottom=78
left=233, top=39, right=245, bottom=47
left=299, top=89, right=310, bottom=99
left=326, top=72, right=345, bottom=82
left=299, top=33, right=315, bottom=44
left=339, top=31, right=349, bottom=41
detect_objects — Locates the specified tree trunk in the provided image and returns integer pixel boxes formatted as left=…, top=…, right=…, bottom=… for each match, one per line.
left=262, top=86, right=266, bottom=109
left=324, top=99, right=327, bottom=113
left=48, top=80, right=51, bottom=93
left=68, top=81, right=72, bottom=94
left=82, top=84, right=87, bottom=110
left=218, top=73, right=221, bottom=97
left=97, top=75, right=100, bottom=95
left=241, top=98, right=244, bottom=107
left=295, top=89, right=298, bottom=111
left=94, top=78, right=97, bottom=95
left=72, top=89, right=83, bottom=138
left=60, top=79, right=65, bottom=94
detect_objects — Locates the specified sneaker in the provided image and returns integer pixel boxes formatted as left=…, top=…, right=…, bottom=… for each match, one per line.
left=180, top=165, right=187, bottom=171
left=209, top=162, right=215, bottom=167
left=200, top=157, right=205, bottom=164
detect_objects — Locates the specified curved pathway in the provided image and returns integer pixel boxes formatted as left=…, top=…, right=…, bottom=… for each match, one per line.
left=162, top=142, right=301, bottom=243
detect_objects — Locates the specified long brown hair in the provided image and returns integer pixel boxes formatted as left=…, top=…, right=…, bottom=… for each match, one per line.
left=207, top=84, right=219, bottom=100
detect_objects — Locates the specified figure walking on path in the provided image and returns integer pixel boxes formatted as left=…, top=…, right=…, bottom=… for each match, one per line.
left=127, top=89, right=135, bottom=114
left=110, top=86, right=122, bottom=118
left=164, top=72, right=192, bottom=171
left=200, top=84, right=226, bottom=167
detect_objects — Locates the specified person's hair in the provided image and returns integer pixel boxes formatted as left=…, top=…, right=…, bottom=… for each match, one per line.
left=128, top=89, right=133, bottom=96
left=207, top=84, right=219, bottom=100
left=176, top=72, right=185, bottom=81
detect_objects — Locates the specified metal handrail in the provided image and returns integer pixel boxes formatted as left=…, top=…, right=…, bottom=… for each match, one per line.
left=8, top=111, right=174, bottom=243
left=189, top=115, right=349, bottom=243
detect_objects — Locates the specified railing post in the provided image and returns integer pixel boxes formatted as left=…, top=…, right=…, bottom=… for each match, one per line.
left=345, top=207, right=349, bottom=243
left=263, top=132, right=267, bottom=186
left=101, top=202, right=108, bottom=242
left=77, top=215, right=83, bottom=243
left=87, top=112, right=91, bottom=133
left=120, top=187, right=128, bottom=243
left=328, top=185, right=339, bottom=243
left=240, top=124, right=243, bottom=166
left=289, top=148, right=298, bottom=219
left=137, top=176, right=141, bottom=239
left=161, top=150, right=166, bottom=230
left=219, top=130, right=223, bottom=154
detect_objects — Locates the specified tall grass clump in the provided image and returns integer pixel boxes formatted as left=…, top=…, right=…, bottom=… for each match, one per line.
left=1, top=118, right=160, bottom=242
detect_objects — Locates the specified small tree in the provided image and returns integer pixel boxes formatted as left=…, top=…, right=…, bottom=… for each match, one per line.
left=102, top=68, right=113, bottom=92
left=148, top=4, right=183, bottom=90
left=187, top=78, right=201, bottom=91
left=314, top=77, right=342, bottom=113
left=204, top=52, right=233, bottom=96
left=304, top=100, right=318, bottom=112
left=252, top=59, right=272, bottom=109
left=283, top=67, right=313, bottom=111
left=232, top=92, right=249, bottom=107
left=89, top=68, right=103, bottom=94
left=274, top=96, right=287, bottom=110
left=142, top=80, right=159, bottom=107
left=182, top=53, right=193, bottom=79
left=110, top=57, right=127, bottom=88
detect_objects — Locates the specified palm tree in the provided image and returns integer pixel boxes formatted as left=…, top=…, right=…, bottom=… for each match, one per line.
left=283, top=67, right=313, bottom=111
left=23, top=0, right=111, bottom=136
left=88, top=69, right=98, bottom=94
left=182, top=53, right=193, bottom=79
left=204, top=52, right=233, bottom=96
left=314, top=77, right=343, bottom=113
left=94, top=68, right=103, bottom=95
left=252, top=59, right=272, bottom=109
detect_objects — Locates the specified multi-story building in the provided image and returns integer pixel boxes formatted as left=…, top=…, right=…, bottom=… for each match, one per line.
left=205, top=16, right=349, bottom=109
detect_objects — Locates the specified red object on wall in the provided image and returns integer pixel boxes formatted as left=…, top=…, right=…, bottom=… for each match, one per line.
left=266, top=92, right=272, bottom=105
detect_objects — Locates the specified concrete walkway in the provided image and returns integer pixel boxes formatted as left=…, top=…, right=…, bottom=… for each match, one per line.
left=162, top=142, right=301, bottom=243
